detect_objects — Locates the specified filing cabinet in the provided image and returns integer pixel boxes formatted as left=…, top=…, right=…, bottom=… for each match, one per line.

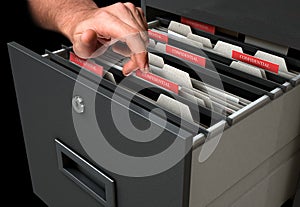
left=8, top=0, right=300, bottom=206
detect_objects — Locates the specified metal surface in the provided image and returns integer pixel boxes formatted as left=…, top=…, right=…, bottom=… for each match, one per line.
left=227, top=95, right=270, bottom=126
left=144, top=0, right=300, bottom=50
left=190, top=85, right=300, bottom=207
left=8, top=42, right=194, bottom=207
left=56, top=140, right=116, bottom=207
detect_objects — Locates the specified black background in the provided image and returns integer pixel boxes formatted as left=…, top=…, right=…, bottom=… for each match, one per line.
left=2, top=0, right=139, bottom=205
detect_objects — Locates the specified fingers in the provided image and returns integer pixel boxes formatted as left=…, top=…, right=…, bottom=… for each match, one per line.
left=112, top=43, right=149, bottom=74
left=132, top=51, right=149, bottom=72
left=123, top=2, right=148, bottom=33
left=92, top=10, right=149, bottom=74
left=122, top=52, right=149, bottom=76
left=112, top=42, right=132, bottom=57
left=123, top=3, right=149, bottom=45
left=71, top=3, right=149, bottom=75
left=103, top=3, right=148, bottom=45
left=107, top=3, right=149, bottom=73
left=73, top=29, right=102, bottom=58
left=123, top=57, right=139, bottom=76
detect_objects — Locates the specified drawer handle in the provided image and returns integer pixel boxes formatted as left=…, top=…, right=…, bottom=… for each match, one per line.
left=55, top=139, right=116, bottom=207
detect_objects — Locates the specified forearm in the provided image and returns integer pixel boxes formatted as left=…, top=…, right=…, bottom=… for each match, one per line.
left=28, top=0, right=98, bottom=41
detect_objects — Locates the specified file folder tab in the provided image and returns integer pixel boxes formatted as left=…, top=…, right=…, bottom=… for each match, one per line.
left=69, top=52, right=104, bottom=77
left=230, top=61, right=264, bottom=78
left=181, top=17, right=216, bottom=34
left=214, top=41, right=243, bottom=58
left=103, top=72, right=116, bottom=84
left=148, top=29, right=169, bottom=43
left=187, top=33, right=213, bottom=48
left=135, top=70, right=179, bottom=94
left=163, top=64, right=193, bottom=89
left=166, top=45, right=206, bottom=67
left=149, top=53, right=165, bottom=68
left=254, top=51, right=288, bottom=73
left=157, top=94, right=194, bottom=123
left=168, top=21, right=192, bottom=37
left=232, top=51, right=279, bottom=74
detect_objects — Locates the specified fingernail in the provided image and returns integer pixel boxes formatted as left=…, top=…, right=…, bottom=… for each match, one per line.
left=124, top=71, right=133, bottom=77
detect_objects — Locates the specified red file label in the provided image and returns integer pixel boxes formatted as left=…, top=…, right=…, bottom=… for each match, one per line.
left=166, top=45, right=206, bottom=67
left=69, top=52, right=104, bottom=76
left=136, top=70, right=179, bottom=94
left=148, top=29, right=169, bottom=43
left=181, top=17, right=216, bottom=34
left=232, top=51, right=279, bottom=73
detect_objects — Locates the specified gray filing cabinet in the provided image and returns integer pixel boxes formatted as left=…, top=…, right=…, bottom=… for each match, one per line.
left=8, top=0, right=300, bottom=206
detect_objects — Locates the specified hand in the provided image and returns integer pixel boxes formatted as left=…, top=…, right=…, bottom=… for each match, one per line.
left=67, top=2, right=149, bottom=76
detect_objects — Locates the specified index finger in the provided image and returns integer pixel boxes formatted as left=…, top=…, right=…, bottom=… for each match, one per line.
left=93, top=11, right=149, bottom=73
